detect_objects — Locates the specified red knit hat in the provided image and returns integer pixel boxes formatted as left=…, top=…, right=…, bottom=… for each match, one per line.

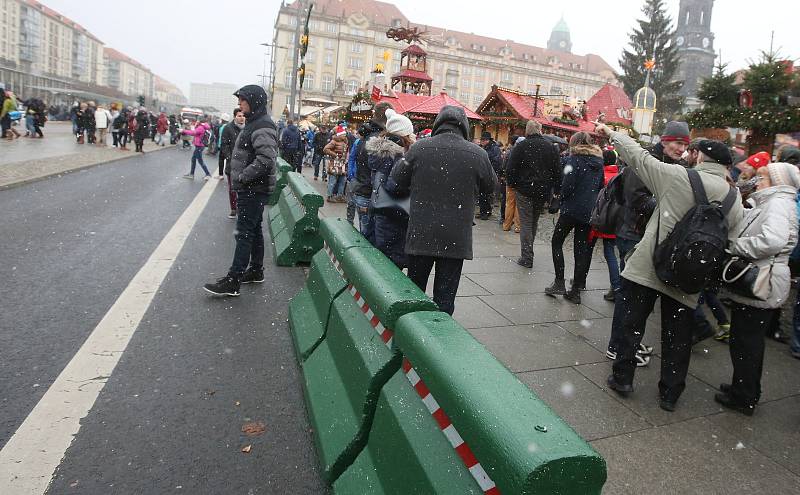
left=334, top=125, right=346, bottom=137
left=745, top=151, right=771, bottom=169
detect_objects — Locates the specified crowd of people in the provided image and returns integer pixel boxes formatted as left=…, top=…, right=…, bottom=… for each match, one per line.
left=195, top=86, right=800, bottom=418
left=1, top=88, right=48, bottom=139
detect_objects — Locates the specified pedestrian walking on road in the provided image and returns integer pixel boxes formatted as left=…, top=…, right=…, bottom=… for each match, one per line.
left=1, top=90, right=17, bottom=140
left=477, top=131, right=502, bottom=220
left=181, top=117, right=212, bottom=179
left=390, top=105, right=496, bottom=315
left=221, top=108, right=245, bottom=218
left=505, top=120, right=561, bottom=268
left=204, top=85, right=278, bottom=297
left=134, top=109, right=149, bottom=153
left=597, top=122, right=744, bottom=413
left=94, top=104, right=112, bottom=146
left=544, top=131, right=604, bottom=304
left=716, top=162, right=799, bottom=416
left=156, top=112, right=169, bottom=146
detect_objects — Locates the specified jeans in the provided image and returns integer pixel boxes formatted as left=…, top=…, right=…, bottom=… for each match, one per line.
left=551, top=214, right=591, bottom=289
left=312, top=150, right=324, bottom=178
left=407, top=255, right=464, bottom=316
left=191, top=147, right=210, bottom=176
left=728, top=305, right=778, bottom=405
left=612, top=280, right=696, bottom=403
left=26, top=115, right=36, bottom=135
left=609, top=237, right=638, bottom=352
left=602, top=238, right=621, bottom=291
left=327, top=174, right=345, bottom=197
left=228, top=191, right=269, bottom=278
left=516, top=192, right=542, bottom=264
left=697, top=290, right=729, bottom=325
left=352, top=194, right=373, bottom=240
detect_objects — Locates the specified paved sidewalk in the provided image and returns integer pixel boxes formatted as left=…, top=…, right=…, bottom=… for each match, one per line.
left=304, top=172, right=800, bottom=494
left=0, top=121, right=176, bottom=188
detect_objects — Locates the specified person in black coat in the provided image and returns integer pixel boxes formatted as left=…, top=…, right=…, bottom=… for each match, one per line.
left=478, top=131, right=502, bottom=220
left=390, top=105, right=496, bottom=315
left=279, top=120, right=302, bottom=172
left=352, top=102, right=394, bottom=241
left=221, top=108, right=245, bottom=218
left=311, top=125, right=329, bottom=180
left=505, top=120, right=561, bottom=268
left=545, top=131, right=604, bottom=304
left=133, top=109, right=149, bottom=152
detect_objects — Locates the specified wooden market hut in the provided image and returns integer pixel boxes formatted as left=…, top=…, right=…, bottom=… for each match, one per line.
left=403, top=90, right=482, bottom=130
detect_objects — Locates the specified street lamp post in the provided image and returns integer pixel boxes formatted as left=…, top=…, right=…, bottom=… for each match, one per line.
left=261, top=42, right=288, bottom=117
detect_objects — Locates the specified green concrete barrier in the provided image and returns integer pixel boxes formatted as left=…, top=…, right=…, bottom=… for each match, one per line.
left=394, top=311, right=608, bottom=494
left=267, top=159, right=292, bottom=206
left=267, top=171, right=323, bottom=266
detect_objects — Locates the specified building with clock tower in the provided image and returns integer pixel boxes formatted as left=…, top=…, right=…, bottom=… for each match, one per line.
left=547, top=16, right=572, bottom=53
left=674, top=0, right=716, bottom=110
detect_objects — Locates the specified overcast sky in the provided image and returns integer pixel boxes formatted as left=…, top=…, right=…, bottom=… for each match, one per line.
left=43, top=0, right=799, bottom=98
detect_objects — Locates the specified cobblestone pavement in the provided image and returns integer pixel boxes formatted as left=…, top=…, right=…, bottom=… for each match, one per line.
left=0, top=121, right=176, bottom=188
left=306, top=169, right=800, bottom=495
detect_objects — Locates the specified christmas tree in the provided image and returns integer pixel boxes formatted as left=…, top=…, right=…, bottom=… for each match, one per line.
left=685, top=63, right=739, bottom=130
left=618, top=0, right=683, bottom=128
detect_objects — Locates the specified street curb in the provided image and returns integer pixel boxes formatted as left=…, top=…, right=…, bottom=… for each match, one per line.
left=0, top=145, right=176, bottom=191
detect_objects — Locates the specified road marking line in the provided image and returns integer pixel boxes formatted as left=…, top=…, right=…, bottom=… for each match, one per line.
left=0, top=178, right=219, bottom=494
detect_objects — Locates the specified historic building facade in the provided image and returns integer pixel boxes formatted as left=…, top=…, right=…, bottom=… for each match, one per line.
left=270, top=0, right=618, bottom=118
left=674, top=0, right=716, bottom=110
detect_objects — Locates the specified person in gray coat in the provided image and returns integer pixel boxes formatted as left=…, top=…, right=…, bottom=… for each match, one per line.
left=204, top=85, right=278, bottom=297
left=716, top=162, right=800, bottom=415
left=595, top=123, right=744, bottom=412
left=390, top=106, right=496, bottom=315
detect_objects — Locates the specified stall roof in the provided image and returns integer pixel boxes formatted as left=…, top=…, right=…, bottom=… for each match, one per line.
left=405, top=91, right=482, bottom=120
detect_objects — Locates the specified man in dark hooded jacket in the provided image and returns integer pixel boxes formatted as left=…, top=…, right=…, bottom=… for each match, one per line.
left=390, top=106, right=496, bottom=315
left=204, top=85, right=278, bottom=297
left=280, top=120, right=302, bottom=172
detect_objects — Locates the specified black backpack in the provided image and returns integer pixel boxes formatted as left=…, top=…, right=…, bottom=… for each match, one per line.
left=653, top=168, right=737, bottom=294
left=590, top=172, right=625, bottom=235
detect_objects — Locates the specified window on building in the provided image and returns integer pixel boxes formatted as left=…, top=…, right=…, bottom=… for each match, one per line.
left=285, top=95, right=292, bottom=107
left=392, top=19, right=402, bottom=28
left=501, top=71, right=512, bottom=82
left=326, top=22, right=337, bottom=33
left=473, top=95, right=482, bottom=106
left=446, top=75, right=458, bottom=87
left=463, top=66, right=472, bottom=75
left=473, top=82, right=482, bottom=92
left=322, top=74, right=333, bottom=92
left=685, top=11, right=690, bottom=25
left=284, top=71, right=293, bottom=88
left=290, top=32, right=297, bottom=45
left=324, top=53, right=333, bottom=66
left=348, top=57, right=362, bottom=69
left=350, top=42, right=363, bottom=53
left=345, top=79, right=358, bottom=95
left=551, top=86, right=562, bottom=95
left=393, top=62, right=400, bottom=73
left=304, top=73, right=315, bottom=90
left=700, top=10, right=704, bottom=24
left=460, top=92, right=470, bottom=101
left=475, top=68, right=485, bottom=77
left=462, top=79, right=471, bottom=88
left=289, top=15, right=298, bottom=26
left=324, top=38, right=334, bottom=49
left=306, top=48, right=316, bottom=63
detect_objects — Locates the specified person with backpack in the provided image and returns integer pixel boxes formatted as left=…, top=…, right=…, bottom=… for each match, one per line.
left=715, top=162, right=799, bottom=415
left=280, top=120, right=302, bottom=172
left=505, top=120, right=560, bottom=269
left=544, top=131, right=604, bottom=304
left=181, top=116, right=212, bottom=180
left=596, top=122, right=744, bottom=413
left=203, top=85, right=278, bottom=297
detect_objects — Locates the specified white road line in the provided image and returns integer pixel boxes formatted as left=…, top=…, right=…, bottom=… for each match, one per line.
left=0, top=177, right=220, bottom=494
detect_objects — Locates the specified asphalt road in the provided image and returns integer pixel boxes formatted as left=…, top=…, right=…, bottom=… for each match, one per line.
left=0, top=148, right=325, bottom=493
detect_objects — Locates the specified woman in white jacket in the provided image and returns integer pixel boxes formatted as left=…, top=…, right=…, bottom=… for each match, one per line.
left=716, top=162, right=800, bottom=415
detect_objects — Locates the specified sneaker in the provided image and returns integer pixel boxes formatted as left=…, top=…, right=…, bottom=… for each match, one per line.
left=606, top=375, right=633, bottom=396
left=182, top=174, right=194, bottom=179
left=217, top=175, right=225, bottom=180
left=603, top=289, right=616, bottom=302
left=203, top=175, right=211, bottom=181
left=241, top=269, right=265, bottom=284
left=203, top=276, right=240, bottom=296
left=544, top=279, right=567, bottom=297
left=563, top=289, right=581, bottom=305
left=228, top=210, right=237, bottom=219
left=635, top=353, right=651, bottom=367
left=637, top=343, right=653, bottom=356
left=713, top=324, right=731, bottom=342
left=606, top=349, right=617, bottom=360
left=516, top=258, right=533, bottom=269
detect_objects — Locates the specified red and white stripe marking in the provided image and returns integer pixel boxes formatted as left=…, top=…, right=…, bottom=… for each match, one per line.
left=323, top=242, right=500, bottom=494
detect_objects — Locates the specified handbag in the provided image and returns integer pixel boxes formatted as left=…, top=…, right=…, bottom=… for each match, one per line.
left=721, top=256, right=772, bottom=301
left=371, top=170, right=410, bottom=215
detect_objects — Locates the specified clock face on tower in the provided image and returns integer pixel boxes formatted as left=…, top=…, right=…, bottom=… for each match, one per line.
left=702, top=37, right=710, bottom=48
left=676, top=36, right=684, bottom=46
left=559, top=40, right=566, bottom=48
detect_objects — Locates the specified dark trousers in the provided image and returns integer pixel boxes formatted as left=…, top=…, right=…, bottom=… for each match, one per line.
left=228, top=191, right=269, bottom=279
left=112, top=131, right=119, bottom=146
left=728, top=305, right=778, bottom=405
left=407, top=255, right=464, bottom=316
left=516, top=193, right=542, bottom=265
left=612, top=281, right=695, bottom=403
left=218, top=153, right=225, bottom=176
left=281, top=150, right=301, bottom=172
left=499, top=181, right=507, bottom=221
left=551, top=214, right=591, bottom=288
left=478, top=190, right=492, bottom=216
left=312, top=150, right=324, bottom=178
left=609, top=237, right=637, bottom=352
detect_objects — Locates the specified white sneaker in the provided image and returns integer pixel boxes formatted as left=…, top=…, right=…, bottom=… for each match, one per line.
left=606, top=349, right=617, bottom=360
left=635, top=354, right=650, bottom=367
left=637, top=344, right=654, bottom=356
left=203, top=175, right=211, bottom=181
left=182, top=174, right=193, bottom=180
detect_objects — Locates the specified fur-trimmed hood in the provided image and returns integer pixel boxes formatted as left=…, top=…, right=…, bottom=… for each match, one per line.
left=570, top=144, right=603, bottom=158
left=365, top=135, right=405, bottom=158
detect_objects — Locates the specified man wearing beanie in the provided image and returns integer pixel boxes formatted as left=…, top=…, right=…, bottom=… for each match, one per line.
left=204, top=85, right=278, bottom=296
left=595, top=122, right=743, bottom=412
left=390, top=106, right=496, bottom=315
